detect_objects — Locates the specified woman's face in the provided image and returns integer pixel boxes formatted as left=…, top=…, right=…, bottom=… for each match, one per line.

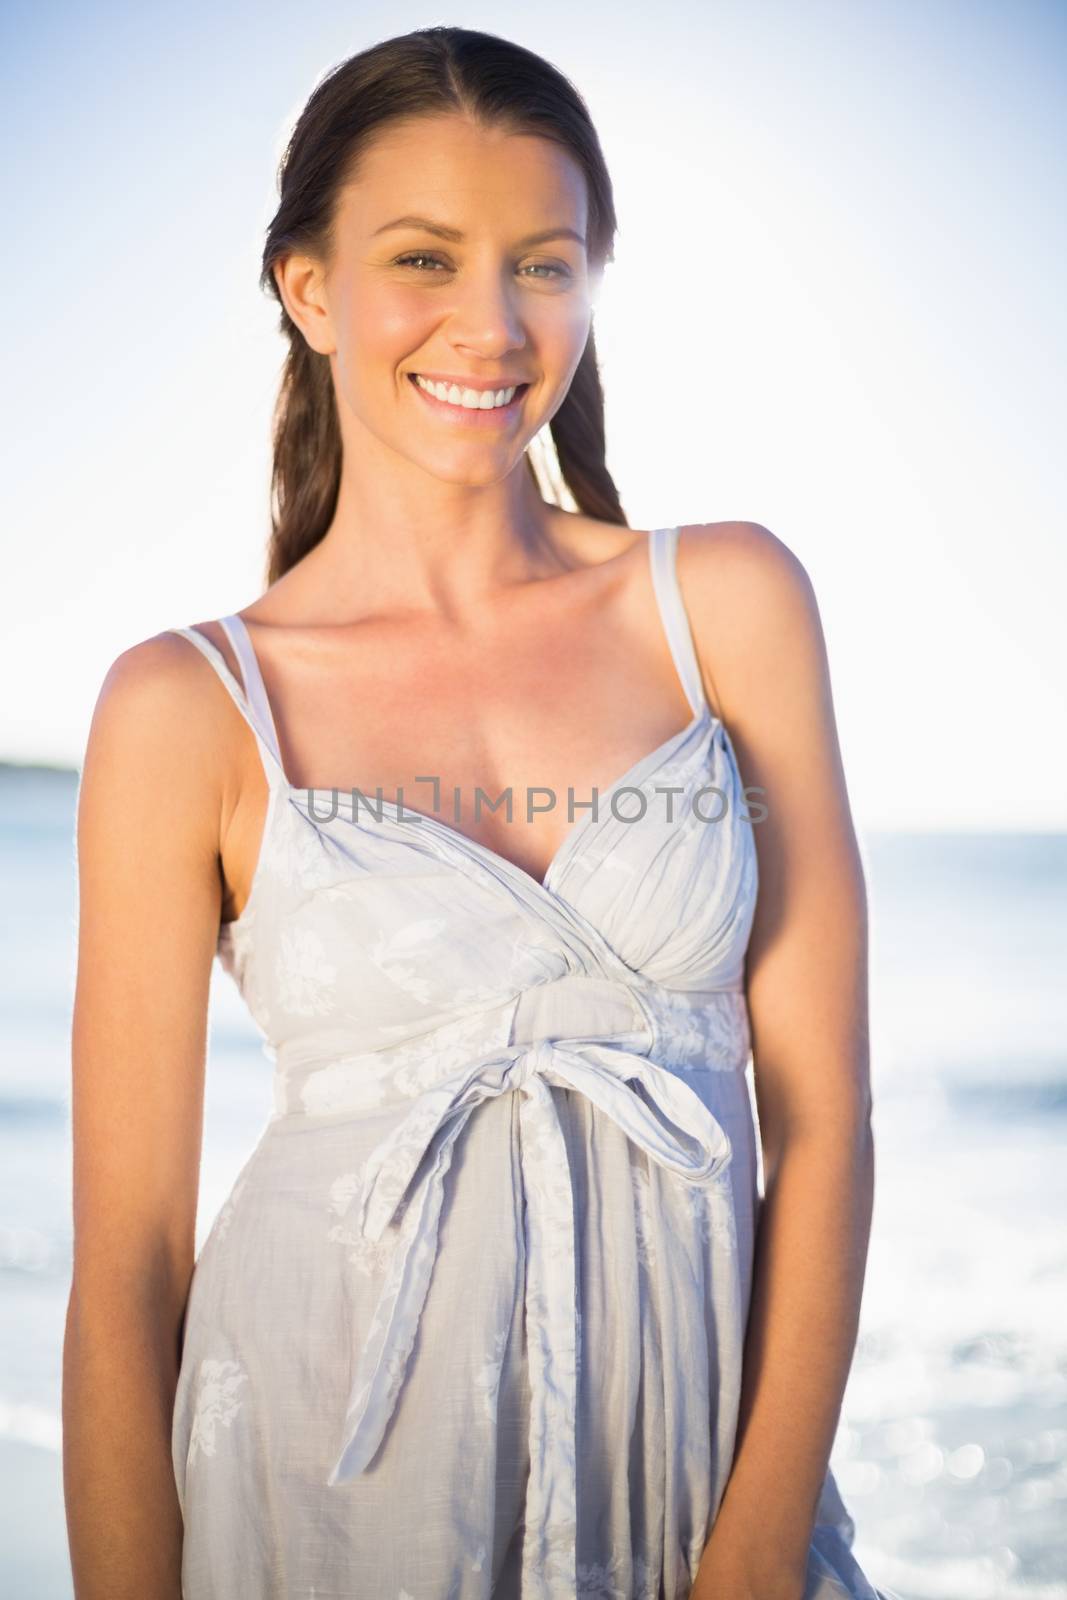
left=287, top=113, right=595, bottom=486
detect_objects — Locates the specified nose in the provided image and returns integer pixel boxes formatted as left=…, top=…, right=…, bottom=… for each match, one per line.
left=446, top=262, right=528, bottom=361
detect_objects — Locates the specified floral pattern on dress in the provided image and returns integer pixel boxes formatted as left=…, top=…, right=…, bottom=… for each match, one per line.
left=650, top=986, right=750, bottom=1074
left=684, top=1171, right=740, bottom=1255
left=369, top=917, right=449, bottom=1005
left=275, top=924, right=337, bottom=1017
left=272, top=799, right=345, bottom=891
left=187, top=1357, right=248, bottom=1465
left=389, top=1006, right=515, bottom=1100
left=574, top=1546, right=664, bottom=1598
left=212, top=1170, right=249, bottom=1246
left=326, top=1166, right=399, bottom=1276
left=300, top=1055, right=390, bottom=1117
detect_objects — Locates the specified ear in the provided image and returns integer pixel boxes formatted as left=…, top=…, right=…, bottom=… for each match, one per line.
left=273, top=252, right=337, bottom=357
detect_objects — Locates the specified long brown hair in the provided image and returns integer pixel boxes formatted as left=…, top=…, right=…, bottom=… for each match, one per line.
left=258, top=26, right=627, bottom=586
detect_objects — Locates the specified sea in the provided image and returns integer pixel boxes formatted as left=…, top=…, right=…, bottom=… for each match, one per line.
left=1, top=762, right=1064, bottom=1599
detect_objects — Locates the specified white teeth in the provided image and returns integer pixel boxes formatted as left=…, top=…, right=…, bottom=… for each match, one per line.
left=414, top=375, right=518, bottom=410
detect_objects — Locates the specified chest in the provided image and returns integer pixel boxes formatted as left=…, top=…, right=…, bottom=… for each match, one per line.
left=253, top=610, right=697, bottom=875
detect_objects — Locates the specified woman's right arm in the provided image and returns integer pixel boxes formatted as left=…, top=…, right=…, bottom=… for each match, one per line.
left=63, top=633, right=228, bottom=1599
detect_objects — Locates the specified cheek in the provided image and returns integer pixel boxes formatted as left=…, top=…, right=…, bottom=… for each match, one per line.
left=536, top=299, right=592, bottom=387
left=377, top=289, right=440, bottom=353
left=340, top=284, right=437, bottom=372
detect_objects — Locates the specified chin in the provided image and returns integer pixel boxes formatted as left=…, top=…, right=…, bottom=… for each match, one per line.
left=413, top=448, right=527, bottom=488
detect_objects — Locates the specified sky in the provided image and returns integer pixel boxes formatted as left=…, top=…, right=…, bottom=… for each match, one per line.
left=2, top=0, right=1065, bottom=830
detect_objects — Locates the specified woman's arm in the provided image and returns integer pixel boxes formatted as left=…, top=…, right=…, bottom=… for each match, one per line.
left=681, top=524, right=874, bottom=1599
left=63, top=633, right=228, bottom=1599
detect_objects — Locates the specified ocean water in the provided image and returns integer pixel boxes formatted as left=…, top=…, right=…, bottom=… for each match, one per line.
left=0, top=762, right=1064, bottom=1599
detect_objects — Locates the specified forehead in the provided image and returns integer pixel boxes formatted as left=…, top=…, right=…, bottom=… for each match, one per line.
left=335, top=114, right=589, bottom=239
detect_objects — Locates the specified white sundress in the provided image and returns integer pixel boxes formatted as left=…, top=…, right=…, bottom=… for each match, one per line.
left=165, top=525, right=895, bottom=1600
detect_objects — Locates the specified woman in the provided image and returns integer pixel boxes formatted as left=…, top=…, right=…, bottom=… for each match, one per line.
left=63, top=25, right=897, bottom=1600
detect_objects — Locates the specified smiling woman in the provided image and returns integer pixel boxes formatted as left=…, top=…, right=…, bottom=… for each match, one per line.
left=64, top=23, right=900, bottom=1600
left=255, top=65, right=616, bottom=579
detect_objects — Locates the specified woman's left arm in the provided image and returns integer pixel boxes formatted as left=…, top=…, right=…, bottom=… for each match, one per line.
left=681, top=523, right=875, bottom=1599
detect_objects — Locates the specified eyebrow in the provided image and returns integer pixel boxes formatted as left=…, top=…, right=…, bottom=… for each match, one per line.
left=371, top=215, right=587, bottom=250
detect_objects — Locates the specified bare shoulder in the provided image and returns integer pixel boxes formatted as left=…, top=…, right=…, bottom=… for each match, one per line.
left=87, top=628, right=225, bottom=763
left=678, top=518, right=809, bottom=585
left=79, top=629, right=234, bottom=862
left=674, top=520, right=821, bottom=726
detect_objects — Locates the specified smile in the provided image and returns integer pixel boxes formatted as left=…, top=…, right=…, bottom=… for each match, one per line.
left=408, top=373, right=530, bottom=425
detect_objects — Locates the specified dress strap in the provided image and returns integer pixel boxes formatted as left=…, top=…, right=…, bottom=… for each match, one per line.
left=217, top=616, right=284, bottom=768
left=647, top=526, right=709, bottom=718
left=165, top=624, right=288, bottom=790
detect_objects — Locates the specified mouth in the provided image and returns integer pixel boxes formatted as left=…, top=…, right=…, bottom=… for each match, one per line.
left=407, top=372, right=531, bottom=425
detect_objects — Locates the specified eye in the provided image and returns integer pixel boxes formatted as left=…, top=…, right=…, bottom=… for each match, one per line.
left=392, top=252, right=570, bottom=280
left=524, top=262, right=570, bottom=279
left=394, top=252, right=449, bottom=272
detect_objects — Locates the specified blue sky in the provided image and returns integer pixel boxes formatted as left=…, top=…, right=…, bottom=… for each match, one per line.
left=3, top=0, right=1064, bottom=828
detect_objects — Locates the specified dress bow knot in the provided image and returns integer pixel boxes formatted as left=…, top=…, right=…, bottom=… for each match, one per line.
left=326, top=1033, right=735, bottom=1600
